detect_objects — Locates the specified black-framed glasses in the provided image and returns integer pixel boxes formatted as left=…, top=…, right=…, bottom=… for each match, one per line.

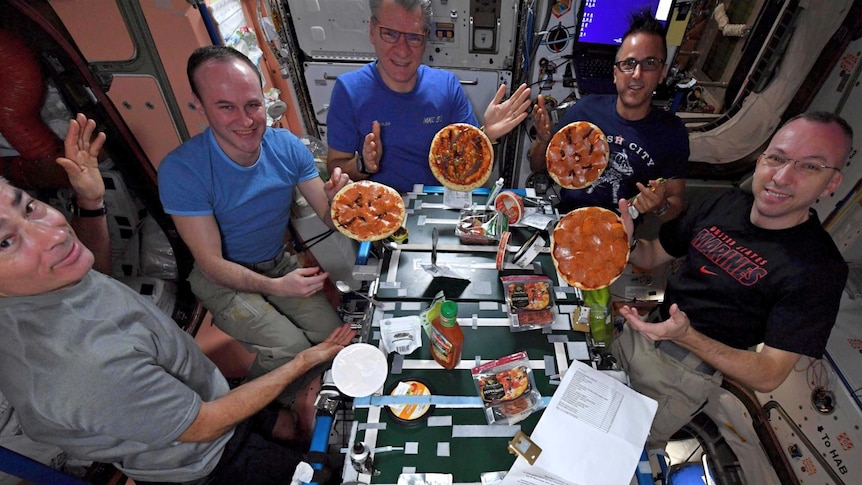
left=759, top=153, right=842, bottom=176
left=613, top=57, right=665, bottom=73
left=373, top=20, right=427, bottom=48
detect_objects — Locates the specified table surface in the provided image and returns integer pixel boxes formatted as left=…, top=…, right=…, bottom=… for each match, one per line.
left=341, top=189, right=608, bottom=484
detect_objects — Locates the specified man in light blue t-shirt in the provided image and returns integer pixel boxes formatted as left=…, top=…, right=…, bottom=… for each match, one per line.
left=158, top=46, right=351, bottom=411
left=326, top=0, right=532, bottom=193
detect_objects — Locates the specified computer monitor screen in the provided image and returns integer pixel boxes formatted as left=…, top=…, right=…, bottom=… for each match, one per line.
left=577, top=0, right=673, bottom=46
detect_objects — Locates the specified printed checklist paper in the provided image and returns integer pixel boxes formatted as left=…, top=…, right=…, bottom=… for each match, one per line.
left=502, top=360, right=658, bottom=485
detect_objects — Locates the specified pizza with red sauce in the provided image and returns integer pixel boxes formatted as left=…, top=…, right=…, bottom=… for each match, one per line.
left=330, top=180, right=405, bottom=241
left=551, top=206, right=629, bottom=290
left=429, top=123, right=494, bottom=191
left=546, top=121, right=609, bottom=189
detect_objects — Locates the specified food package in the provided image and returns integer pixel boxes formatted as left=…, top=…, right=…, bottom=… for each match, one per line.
left=456, top=208, right=508, bottom=244
left=385, top=378, right=435, bottom=426
left=471, top=351, right=542, bottom=425
left=494, top=191, right=524, bottom=224
left=501, top=275, right=555, bottom=331
left=380, top=316, right=423, bottom=355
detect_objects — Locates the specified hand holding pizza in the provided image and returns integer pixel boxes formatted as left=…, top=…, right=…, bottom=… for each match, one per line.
left=360, top=121, right=382, bottom=174
left=617, top=198, right=636, bottom=246
left=323, top=166, right=351, bottom=202
left=482, top=83, right=531, bottom=141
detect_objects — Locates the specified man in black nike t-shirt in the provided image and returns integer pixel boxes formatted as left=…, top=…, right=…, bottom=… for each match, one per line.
left=615, top=111, right=850, bottom=453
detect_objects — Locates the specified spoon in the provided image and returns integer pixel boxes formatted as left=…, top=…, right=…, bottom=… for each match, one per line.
left=335, top=281, right=383, bottom=307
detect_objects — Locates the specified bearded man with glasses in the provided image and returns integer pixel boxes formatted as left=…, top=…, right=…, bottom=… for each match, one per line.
left=614, top=111, right=850, bottom=463
left=326, top=0, right=532, bottom=192
left=530, top=9, right=689, bottom=220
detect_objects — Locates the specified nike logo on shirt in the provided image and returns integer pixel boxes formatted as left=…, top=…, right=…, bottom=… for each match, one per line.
left=700, top=265, right=718, bottom=276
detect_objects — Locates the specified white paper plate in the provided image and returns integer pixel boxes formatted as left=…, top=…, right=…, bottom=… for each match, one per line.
left=331, top=343, right=388, bottom=397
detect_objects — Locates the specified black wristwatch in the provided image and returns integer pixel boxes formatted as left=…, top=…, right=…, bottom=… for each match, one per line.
left=356, top=153, right=373, bottom=176
left=69, top=199, right=107, bottom=218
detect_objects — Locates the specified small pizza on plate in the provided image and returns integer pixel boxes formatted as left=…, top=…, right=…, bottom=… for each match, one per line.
left=330, top=180, right=405, bottom=241
left=429, top=123, right=494, bottom=191
left=546, top=121, right=609, bottom=189
left=551, top=206, right=629, bottom=290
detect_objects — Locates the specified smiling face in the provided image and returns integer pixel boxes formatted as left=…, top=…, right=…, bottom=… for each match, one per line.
left=0, top=181, right=94, bottom=297
left=613, top=32, right=666, bottom=120
left=751, top=118, right=846, bottom=229
left=369, top=0, right=427, bottom=93
left=193, top=58, right=267, bottom=166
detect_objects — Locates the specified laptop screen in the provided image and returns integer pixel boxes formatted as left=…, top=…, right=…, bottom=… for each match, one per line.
left=577, top=0, right=673, bottom=46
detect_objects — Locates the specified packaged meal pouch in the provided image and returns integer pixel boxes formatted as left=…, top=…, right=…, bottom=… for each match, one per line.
left=501, top=275, right=555, bottom=331
left=456, top=209, right=508, bottom=244
left=471, top=351, right=542, bottom=425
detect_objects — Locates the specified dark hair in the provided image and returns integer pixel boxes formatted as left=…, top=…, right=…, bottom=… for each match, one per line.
left=369, top=0, right=433, bottom=33
left=618, top=8, right=667, bottom=61
left=186, top=46, right=262, bottom=99
left=785, top=111, right=854, bottom=162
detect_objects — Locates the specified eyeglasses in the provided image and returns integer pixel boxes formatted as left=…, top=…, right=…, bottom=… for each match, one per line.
left=759, top=153, right=842, bottom=176
left=374, top=21, right=427, bottom=48
left=613, top=57, right=665, bottom=73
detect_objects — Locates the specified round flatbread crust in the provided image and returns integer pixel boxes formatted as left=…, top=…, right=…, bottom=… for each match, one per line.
left=550, top=207, right=629, bottom=290
left=546, top=121, right=609, bottom=189
left=429, top=123, right=493, bottom=191
left=330, top=180, right=406, bottom=242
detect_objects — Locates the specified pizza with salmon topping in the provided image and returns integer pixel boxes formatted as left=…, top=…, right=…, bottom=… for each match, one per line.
left=330, top=180, right=406, bottom=241
left=551, top=206, right=630, bottom=290
left=546, top=121, right=609, bottom=189
left=429, top=123, right=494, bottom=191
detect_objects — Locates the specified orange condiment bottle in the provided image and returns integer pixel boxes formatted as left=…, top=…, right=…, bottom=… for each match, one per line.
left=430, top=301, right=463, bottom=369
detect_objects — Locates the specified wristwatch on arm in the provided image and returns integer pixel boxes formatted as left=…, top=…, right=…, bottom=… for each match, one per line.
left=69, top=197, right=107, bottom=217
left=653, top=199, right=671, bottom=217
left=355, top=152, right=373, bottom=176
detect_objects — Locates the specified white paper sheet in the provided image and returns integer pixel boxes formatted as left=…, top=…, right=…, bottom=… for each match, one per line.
left=443, top=188, right=473, bottom=209
left=502, top=360, right=657, bottom=485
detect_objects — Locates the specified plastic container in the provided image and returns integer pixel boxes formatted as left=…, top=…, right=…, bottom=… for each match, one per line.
left=584, top=288, right=613, bottom=348
left=430, top=300, right=464, bottom=369
left=494, top=191, right=525, bottom=224
left=589, top=304, right=613, bottom=348
left=385, top=378, right=435, bottom=426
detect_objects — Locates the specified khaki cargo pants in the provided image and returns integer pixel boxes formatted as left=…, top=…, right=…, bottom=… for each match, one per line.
left=611, top=325, right=724, bottom=450
left=189, top=252, right=343, bottom=405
